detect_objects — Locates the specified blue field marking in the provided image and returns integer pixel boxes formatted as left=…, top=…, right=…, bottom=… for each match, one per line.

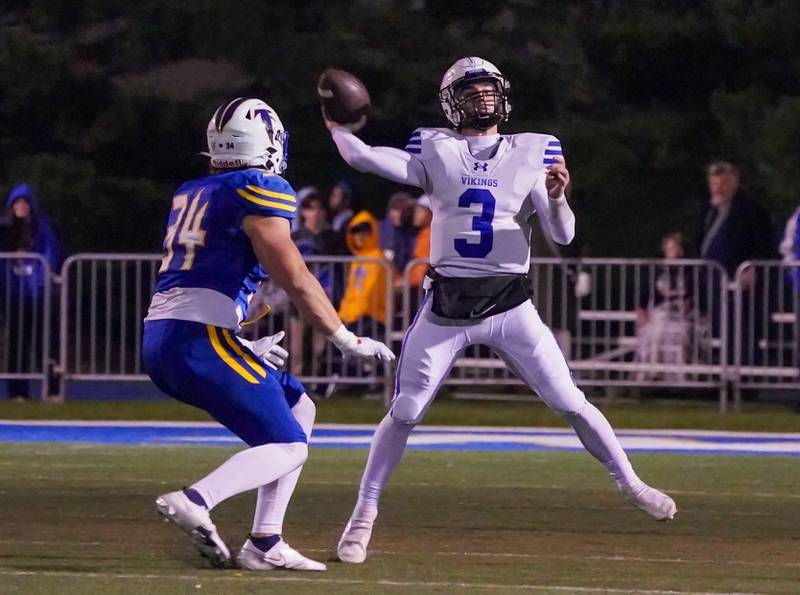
left=1, top=421, right=799, bottom=456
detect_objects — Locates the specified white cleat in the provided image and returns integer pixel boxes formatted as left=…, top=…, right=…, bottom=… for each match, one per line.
left=237, top=538, right=327, bottom=571
left=155, top=490, right=230, bottom=567
left=337, top=518, right=374, bottom=564
left=621, top=483, right=678, bottom=521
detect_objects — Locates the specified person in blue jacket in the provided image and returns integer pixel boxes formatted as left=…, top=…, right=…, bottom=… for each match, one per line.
left=1, top=184, right=61, bottom=399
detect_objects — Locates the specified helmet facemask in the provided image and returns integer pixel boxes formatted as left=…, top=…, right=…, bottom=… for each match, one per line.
left=264, top=128, right=289, bottom=174
left=455, top=79, right=506, bottom=130
left=439, top=73, right=511, bottom=130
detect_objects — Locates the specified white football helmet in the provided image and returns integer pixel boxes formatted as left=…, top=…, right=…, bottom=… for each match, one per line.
left=439, top=57, right=511, bottom=130
left=206, top=98, right=289, bottom=173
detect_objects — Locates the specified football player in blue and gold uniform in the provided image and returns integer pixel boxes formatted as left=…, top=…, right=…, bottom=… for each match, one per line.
left=143, top=98, right=394, bottom=571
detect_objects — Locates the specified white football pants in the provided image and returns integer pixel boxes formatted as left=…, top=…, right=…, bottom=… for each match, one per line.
left=391, top=295, right=586, bottom=424
left=347, top=294, right=641, bottom=526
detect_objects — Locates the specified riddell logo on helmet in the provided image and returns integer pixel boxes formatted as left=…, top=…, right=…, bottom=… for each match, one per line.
left=213, top=158, right=247, bottom=168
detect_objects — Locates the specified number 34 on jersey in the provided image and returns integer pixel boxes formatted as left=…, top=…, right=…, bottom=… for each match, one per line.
left=159, top=190, right=210, bottom=273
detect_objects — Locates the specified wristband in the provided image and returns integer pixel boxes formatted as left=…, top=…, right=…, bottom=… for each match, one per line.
left=328, top=324, right=357, bottom=349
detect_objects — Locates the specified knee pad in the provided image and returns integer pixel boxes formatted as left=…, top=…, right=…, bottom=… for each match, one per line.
left=557, top=397, right=589, bottom=419
left=285, top=441, right=309, bottom=465
left=292, top=393, right=316, bottom=438
left=390, top=394, right=427, bottom=425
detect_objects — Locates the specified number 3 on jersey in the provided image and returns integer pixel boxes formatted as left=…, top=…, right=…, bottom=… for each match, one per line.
left=454, top=189, right=495, bottom=258
left=159, top=189, right=209, bottom=273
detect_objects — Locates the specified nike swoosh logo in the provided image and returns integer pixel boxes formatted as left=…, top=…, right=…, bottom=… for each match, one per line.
left=264, top=554, right=286, bottom=566
left=470, top=303, right=496, bottom=318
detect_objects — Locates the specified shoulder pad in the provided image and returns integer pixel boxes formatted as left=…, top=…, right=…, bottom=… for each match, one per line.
left=507, top=133, right=563, bottom=168
left=242, top=169, right=295, bottom=193
left=229, top=169, right=297, bottom=218
left=404, top=127, right=457, bottom=157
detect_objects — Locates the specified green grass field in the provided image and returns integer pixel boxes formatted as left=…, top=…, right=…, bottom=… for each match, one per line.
left=2, top=397, right=800, bottom=431
left=1, top=443, right=798, bottom=594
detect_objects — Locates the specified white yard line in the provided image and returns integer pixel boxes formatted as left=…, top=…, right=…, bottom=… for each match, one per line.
left=0, top=569, right=763, bottom=594
left=1, top=419, right=799, bottom=439
left=425, top=551, right=799, bottom=569
left=1, top=475, right=798, bottom=501
left=1, top=541, right=796, bottom=570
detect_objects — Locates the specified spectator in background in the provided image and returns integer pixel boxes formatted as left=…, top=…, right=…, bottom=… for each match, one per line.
left=327, top=179, right=355, bottom=234
left=779, top=205, right=799, bottom=256
left=327, top=180, right=357, bottom=318
left=292, top=192, right=339, bottom=265
left=338, top=211, right=388, bottom=329
left=698, top=161, right=773, bottom=364
left=779, top=206, right=800, bottom=290
left=0, top=184, right=61, bottom=400
left=336, top=211, right=388, bottom=393
left=379, top=192, right=417, bottom=280
left=635, top=232, right=699, bottom=378
left=699, top=161, right=773, bottom=279
left=291, top=186, right=320, bottom=232
left=406, top=194, right=432, bottom=290
left=290, top=191, right=339, bottom=378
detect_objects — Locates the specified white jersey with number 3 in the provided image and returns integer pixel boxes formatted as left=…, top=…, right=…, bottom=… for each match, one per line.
left=406, top=127, right=566, bottom=277
left=329, top=125, right=574, bottom=279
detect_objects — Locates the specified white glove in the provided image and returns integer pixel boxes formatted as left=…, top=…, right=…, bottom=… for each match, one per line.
left=328, top=325, right=395, bottom=362
left=239, top=331, right=289, bottom=369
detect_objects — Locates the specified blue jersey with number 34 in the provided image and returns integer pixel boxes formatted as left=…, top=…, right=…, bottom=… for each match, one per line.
left=154, top=168, right=296, bottom=303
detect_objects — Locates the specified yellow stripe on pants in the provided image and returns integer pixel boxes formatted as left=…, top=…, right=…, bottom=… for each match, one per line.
left=206, top=325, right=259, bottom=384
left=221, top=329, right=267, bottom=379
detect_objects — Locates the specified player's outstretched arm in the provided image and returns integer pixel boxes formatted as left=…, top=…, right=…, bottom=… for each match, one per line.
left=326, top=122, right=427, bottom=189
left=243, top=215, right=395, bottom=362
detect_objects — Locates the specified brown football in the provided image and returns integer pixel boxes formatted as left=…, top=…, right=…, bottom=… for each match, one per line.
left=317, top=68, right=371, bottom=125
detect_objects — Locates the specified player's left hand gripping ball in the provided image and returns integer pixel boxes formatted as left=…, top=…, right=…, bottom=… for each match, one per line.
left=546, top=155, right=570, bottom=198
left=318, top=68, right=371, bottom=133
left=329, top=325, right=395, bottom=362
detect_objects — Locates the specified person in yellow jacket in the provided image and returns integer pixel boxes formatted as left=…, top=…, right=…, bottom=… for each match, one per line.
left=407, top=194, right=432, bottom=289
left=338, top=211, right=388, bottom=326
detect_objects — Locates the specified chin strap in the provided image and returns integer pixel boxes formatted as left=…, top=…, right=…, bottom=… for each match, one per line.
left=473, top=115, right=501, bottom=130
left=459, top=113, right=503, bottom=131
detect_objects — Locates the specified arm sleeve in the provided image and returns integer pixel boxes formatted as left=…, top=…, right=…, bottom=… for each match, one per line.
left=330, top=126, right=428, bottom=189
left=529, top=173, right=575, bottom=245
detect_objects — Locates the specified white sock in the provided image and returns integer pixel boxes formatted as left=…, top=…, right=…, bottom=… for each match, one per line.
left=350, top=413, right=414, bottom=524
left=191, top=441, right=308, bottom=510
left=251, top=394, right=316, bottom=535
left=564, top=401, right=641, bottom=489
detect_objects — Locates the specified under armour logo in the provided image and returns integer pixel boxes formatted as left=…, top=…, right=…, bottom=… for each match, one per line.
left=473, top=162, right=488, bottom=172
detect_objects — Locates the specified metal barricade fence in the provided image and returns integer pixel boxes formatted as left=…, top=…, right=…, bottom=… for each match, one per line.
left=733, top=260, right=800, bottom=410
left=52, top=253, right=737, bottom=409
left=58, top=254, right=394, bottom=403
left=401, top=257, right=731, bottom=410
left=0, top=253, right=53, bottom=400
left=58, top=254, right=162, bottom=386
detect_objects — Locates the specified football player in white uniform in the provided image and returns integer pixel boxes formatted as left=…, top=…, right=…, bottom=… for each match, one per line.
left=324, top=57, right=677, bottom=564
